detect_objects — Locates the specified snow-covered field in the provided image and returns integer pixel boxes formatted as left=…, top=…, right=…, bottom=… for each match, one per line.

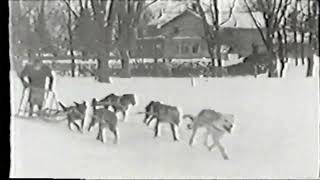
left=10, top=67, right=319, bottom=179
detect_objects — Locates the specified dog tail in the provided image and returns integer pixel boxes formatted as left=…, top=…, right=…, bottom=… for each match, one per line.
left=183, top=114, right=196, bottom=129
left=183, top=114, right=195, bottom=121
left=58, top=101, right=67, bottom=111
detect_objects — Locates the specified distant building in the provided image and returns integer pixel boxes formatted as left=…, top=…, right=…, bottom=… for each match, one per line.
left=135, top=7, right=268, bottom=60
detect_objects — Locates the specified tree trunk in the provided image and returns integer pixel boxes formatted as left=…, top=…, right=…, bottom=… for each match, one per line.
left=277, top=31, right=285, bottom=78
left=70, top=50, right=75, bottom=77
left=118, top=48, right=131, bottom=77
left=293, top=0, right=299, bottom=65
left=215, top=45, right=222, bottom=67
left=195, top=0, right=216, bottom=67
left=300, top=32, right=305, bottom=65
left=283, top=30, right=288, bottom=63
left=282, top=5, right=288, bottom=63
left=266, top=32, right=277, bottom=77
left=96, top=57, right=111, bottom=83
left=213, top=0, right=221, bottom=68
left=267, top=51, right=277, bottom=78
left=10, top=0, right=21, bottom=73
left=306, top=57, right=314, bottom=77
left=299, top=0, right=305, bottom=65
left=67, top=0, right=75, bottom=77
left=154, top=58, right=158, bottom=63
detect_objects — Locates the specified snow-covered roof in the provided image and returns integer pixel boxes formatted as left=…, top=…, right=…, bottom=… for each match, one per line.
left=220, top=11, right=266, bottom=29
left=149, top=6, right=265, bottom=30
left=148, top=8, right=201, bottom=28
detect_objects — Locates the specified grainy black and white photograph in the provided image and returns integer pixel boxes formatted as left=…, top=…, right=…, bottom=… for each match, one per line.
left=9, top=0, right=320, bottom=178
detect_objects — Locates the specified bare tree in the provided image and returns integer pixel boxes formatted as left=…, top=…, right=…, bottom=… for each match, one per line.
left=102, top=0, right=157, bottom=77
left=286, top=0, right=319, bottom=76
left=64, top=0, right=76, bottom=77
left=194, top=0, right=216, bottom=69
left=310, top=0, right=319, bottom=55
left=10, top=0, right=27, bottom=73
left=243, top=0, right=292, bottom=77
left=291, top=0, right=299, bottom=65
left=305, top=0, right=319, bottom=76
left=62, top=0, right=90, bottom=77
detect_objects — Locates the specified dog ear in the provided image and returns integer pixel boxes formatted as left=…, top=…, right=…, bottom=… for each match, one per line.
left=92, top=98, right=97, bottom=106
left=73, top=101, right=79, bottom=106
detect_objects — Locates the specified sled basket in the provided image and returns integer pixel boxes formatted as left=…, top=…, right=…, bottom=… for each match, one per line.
left=14, top=87, right=66, bottom=122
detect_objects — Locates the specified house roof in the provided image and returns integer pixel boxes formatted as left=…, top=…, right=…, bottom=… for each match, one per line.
left=148, top=6, right=266, bottom=30
left=148, top=8, right=201, bottom=28
left=220, top=11, right=266, bottom=29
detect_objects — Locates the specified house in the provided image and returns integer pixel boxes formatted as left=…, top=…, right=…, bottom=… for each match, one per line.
left=136, top=9, right=210, bottom=59
left=135, top=7, right=268, bottom=61
left=155, top=9, right=210, bottom=59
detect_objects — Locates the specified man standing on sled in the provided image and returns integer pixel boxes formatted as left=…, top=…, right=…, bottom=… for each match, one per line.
left=20, top=56, right=54, bottom=116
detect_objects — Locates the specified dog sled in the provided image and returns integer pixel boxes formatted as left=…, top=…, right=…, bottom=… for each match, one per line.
left=13, top=86, right=67, bottom=122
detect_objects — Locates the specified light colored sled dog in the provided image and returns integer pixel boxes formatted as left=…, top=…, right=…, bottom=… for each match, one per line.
left=183, top=109, right=235, bottom=160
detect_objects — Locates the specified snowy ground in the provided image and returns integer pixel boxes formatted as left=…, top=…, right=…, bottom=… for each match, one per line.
left=10, top=66, right=319, bottom=179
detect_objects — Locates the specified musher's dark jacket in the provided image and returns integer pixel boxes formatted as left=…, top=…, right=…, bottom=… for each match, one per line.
left=20, top=64, right=53, bottom=89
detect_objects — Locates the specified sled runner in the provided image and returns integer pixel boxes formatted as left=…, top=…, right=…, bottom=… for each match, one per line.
left=13, top=87, right=67, bottom=122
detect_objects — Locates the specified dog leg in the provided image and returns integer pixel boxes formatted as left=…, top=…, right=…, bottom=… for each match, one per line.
left=154, top=120, right=160, bottom=138
left=37, top=104, right=43, bottom=116
left=88, top=120, right=95, bottom=132
left=80, top=119, right=85, bottom=133
left=143, top=113, right=150, bottom=124
left=170, top=124, right=179, bottom=141
left=28, top=103, right=34, bottom=117
left=208, top=142, right=217, bottom=151
left=68, top=120, right=73, bottom=131
left=189, top=128, right=198, bottom=146
left=109, top=126, right=118, bottom=144
left=73, top=121, right=82, bottom=132
left=96, top=126, right=103, bottom=143
left=146, top=116, right=156, bottom=126
left=122, top=111, right=126, bottom=122
left=143, top=116, right=150, bottom=124
left=216, top=141, right=229, bottom=160
left=204, top=130, right=210, bottom=148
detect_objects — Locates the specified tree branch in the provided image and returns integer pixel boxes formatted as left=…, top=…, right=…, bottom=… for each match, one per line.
left=79, top=0, right=84, bottom=13
left=133, top=0, right=157, bottom=25
left=19, top=7, right=35, bottom=19
left=62, top=0, right=79, bottom=18
left=243, top=0, right=269, bottom=50
left=106, top=0, right=115, bottom=25
left=278, top=0, right=291, bottom=27
left=220, top=0, right=236, bottom=26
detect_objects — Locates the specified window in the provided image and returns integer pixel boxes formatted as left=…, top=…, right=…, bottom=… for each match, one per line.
left=156, top=43, right=162, bottom=50
left=143, top=29, right=148, bottom=36
left=173, top=27, right=180, bottom=34
left=181, top=43, right=189, bottom=54
left=176, top=44, right=181, bottom=54
left=251, top=43, right=258, bottom=54
left=137, top=29, right=143, bottom=38
left=155, top=43, right=162, bottom=56
left=192, top=43, right=200, bottom=54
